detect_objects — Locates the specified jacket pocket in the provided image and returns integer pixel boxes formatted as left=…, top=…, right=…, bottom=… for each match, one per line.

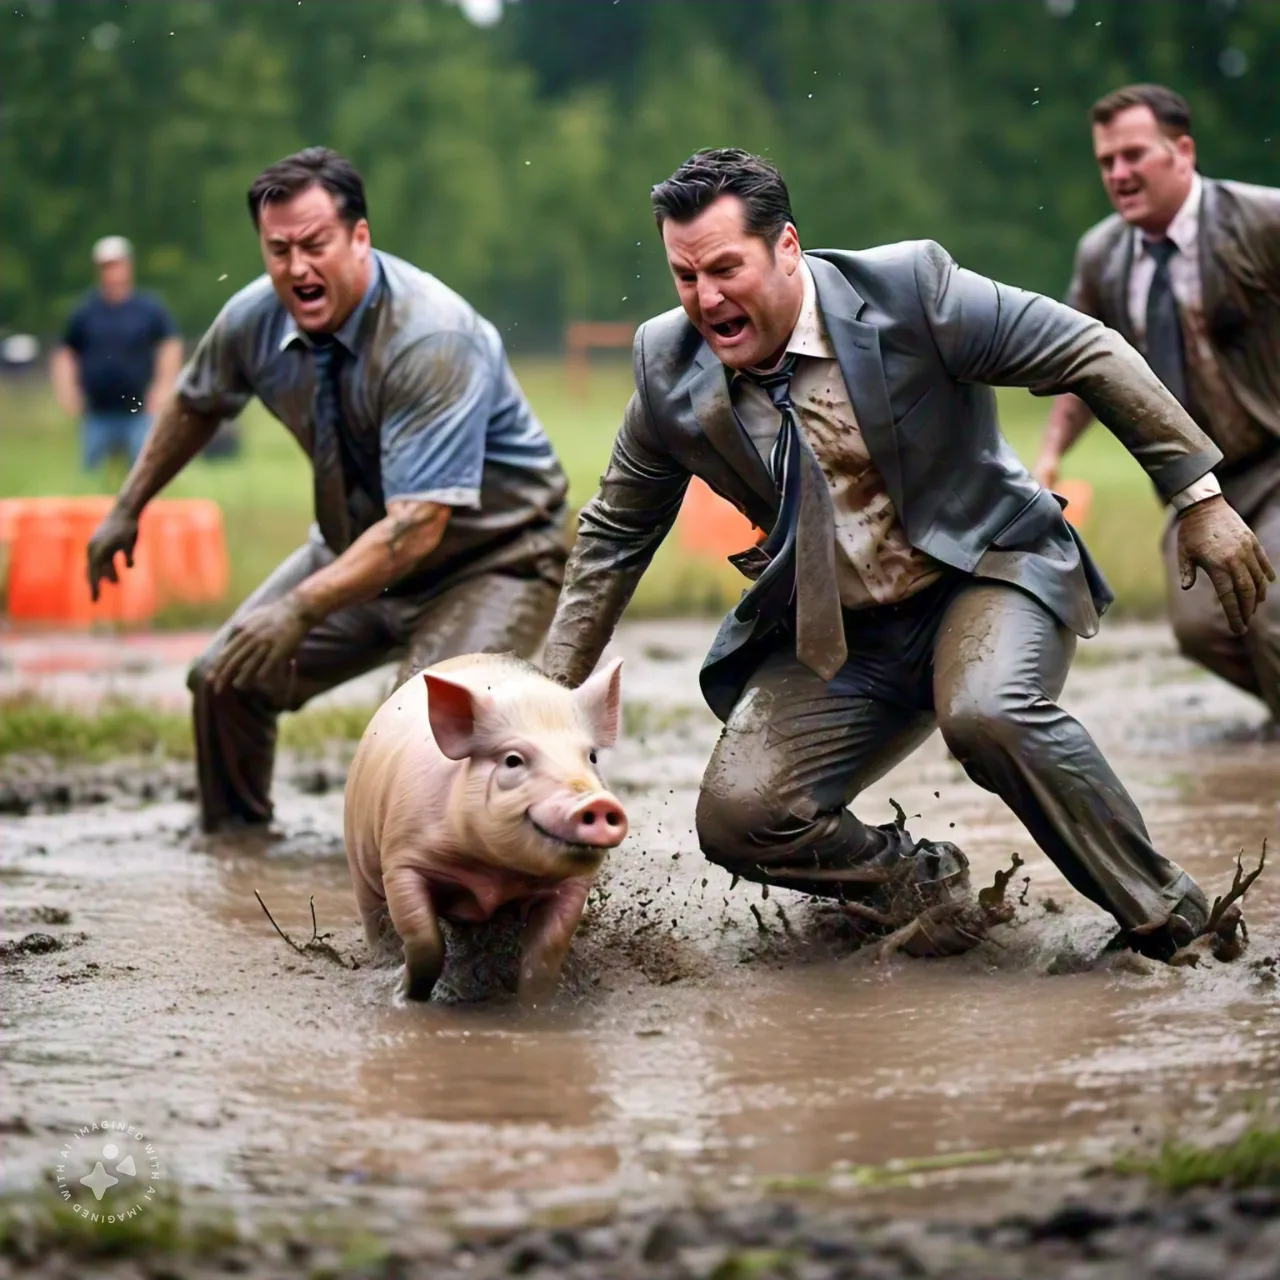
left=989, top=488, right=1068, bottom=550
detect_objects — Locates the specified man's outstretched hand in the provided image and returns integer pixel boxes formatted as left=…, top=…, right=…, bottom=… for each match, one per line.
left=86, top=505, right=140, bottom=602
left=1175, top=494, right=1275, bottom=635
left=208, top=594, right=317, bottom=695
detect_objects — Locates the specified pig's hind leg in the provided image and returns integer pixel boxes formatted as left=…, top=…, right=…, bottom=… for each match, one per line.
left=384, top=864, right=445, bottom=1001
left=518, top=878, right=592, bottom=1006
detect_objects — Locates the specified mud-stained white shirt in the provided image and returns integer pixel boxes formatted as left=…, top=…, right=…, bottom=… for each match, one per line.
left=732, top=263, right=943, bottom=610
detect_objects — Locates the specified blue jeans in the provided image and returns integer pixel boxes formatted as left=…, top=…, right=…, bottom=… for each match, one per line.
left=82, top=410, right=152, bottom=470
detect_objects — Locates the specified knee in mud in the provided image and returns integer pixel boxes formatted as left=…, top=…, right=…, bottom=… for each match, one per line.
left=937, top=687, right=1023, bottom=761
left=694, top=785, right=786, bottom=873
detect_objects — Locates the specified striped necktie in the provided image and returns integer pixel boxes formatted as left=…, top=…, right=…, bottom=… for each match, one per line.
left=740, top=356, right=847, bottom=682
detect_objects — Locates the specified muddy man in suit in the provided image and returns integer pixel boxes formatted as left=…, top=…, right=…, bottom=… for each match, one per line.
left=541, top=148, right=1272, bottom=961
left=1035, top=84, right=1280, bottom=735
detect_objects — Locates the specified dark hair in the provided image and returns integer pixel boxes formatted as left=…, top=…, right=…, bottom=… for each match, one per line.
left=650, top=148, right=795, bottom=245
left=247, top=147, right=368, bottom=229
left=1091, top=84, right=1192, bottom=137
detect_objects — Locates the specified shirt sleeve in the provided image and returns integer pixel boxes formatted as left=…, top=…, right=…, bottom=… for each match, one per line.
left=62, top=304, right=86, bottom=353
left=379, top=330, right=494, bottom=508
left=149, top=296, right=180, bottom=342
left=172, top=299, right=253, bottom=421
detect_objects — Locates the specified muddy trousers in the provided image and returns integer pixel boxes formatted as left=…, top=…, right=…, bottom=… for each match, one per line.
left=695, top=580, right=1202, bottom=932
left=1161, top=452, right=1280, bottom=721
left=188, top=538, right=561, bottom=833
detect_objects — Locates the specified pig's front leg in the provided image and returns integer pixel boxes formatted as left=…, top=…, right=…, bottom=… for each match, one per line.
left=384, top=863, right=445, bottom=1001
left=518, top=878, right=592, bottom=1007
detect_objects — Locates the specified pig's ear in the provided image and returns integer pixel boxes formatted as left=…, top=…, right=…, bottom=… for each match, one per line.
left=423, top=673, right=490, bottom=761
left=574, top=657, right=623, bottom=748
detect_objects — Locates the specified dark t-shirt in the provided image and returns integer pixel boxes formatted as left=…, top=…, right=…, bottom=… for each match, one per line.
left=63, top=291, right=178, bottom=413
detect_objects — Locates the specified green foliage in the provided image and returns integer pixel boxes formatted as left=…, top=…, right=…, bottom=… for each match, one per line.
left=0, top=691, right=376, bottom=762
left=1116, top=1121, right=1280, bottom=1192
left=2, top=1, right=1277, bottom=345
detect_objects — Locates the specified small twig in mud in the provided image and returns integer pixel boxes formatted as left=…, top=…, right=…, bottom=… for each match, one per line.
left=1206, top=841, right=1267, bottom=940
left=774, top=902, right=794, bottom=936
left=1017, top=877, right=1031, bottom=907
left=839, top=901, right=897, bottom=928
left=749, top=903, right=769, bottom=933
left=254, top=890, right=359, bottom=971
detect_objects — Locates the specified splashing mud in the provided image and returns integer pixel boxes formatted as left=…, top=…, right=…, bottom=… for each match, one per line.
left=1, top=621, right=1276, bottom=1233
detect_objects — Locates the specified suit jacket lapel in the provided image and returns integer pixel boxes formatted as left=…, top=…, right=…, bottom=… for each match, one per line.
left=687, top=350, right=778, bottom=510
left=1101, top=227, right=1136, bottom=344
left=1196, top=178, right=1230, bottom=327
left=808, top=254, right=904, bottom=510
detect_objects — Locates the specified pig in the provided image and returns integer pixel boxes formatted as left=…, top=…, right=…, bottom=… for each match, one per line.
left=343, top=652, right=627, bottom=1004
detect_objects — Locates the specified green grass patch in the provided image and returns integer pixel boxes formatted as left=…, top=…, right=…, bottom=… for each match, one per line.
left=0, top=692, right=375, bottom=762
left=1115, top=1120, right=1280, bottom=1192
left=0, top=362, right=1169, bottom=624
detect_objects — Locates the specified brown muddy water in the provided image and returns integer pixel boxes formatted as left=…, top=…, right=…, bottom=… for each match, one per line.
left=1, top=620, right=1277, bottom=1234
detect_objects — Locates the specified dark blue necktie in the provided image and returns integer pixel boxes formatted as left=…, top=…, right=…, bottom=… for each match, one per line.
left=311, top=339, right=353, bottom=553
left=1143, top=237, right=1188, bottom=408
left=738, top=356, right=847, bottom=682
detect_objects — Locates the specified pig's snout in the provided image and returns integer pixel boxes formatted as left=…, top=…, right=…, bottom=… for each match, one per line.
left=570, top=794, right=628, bottom=847
left=530, top=792, right=628, bottom=850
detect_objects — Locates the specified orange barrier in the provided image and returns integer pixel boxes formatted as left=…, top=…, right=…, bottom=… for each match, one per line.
left=677, top=478, right=762, bottom=558
left=2, top=496, right=228, bottom=626
left=1056, top=478, right=1094, bottom=530
left=140, top=498, right=229, bottom=606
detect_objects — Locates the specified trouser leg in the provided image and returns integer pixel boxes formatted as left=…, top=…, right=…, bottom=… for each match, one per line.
left=933, top=582, right=1202, bottom=930
left=694, top=644, right=946, bottom=902
left=394, top=566, right=562, bottom=682
left=187, top=540, right=398, bottom=832
left=1240, top=487, right=1280, bottom=720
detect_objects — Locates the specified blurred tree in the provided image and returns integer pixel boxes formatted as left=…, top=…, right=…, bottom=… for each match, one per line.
left=1, top=0, right=1276, bottom=345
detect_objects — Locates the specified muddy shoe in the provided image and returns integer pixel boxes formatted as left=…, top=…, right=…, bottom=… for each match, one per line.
left=903, top=838, right=971, bottom=906
left=1126, top=890, right=1210, bottom=964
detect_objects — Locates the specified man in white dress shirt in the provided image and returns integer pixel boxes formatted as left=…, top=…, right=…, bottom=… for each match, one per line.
left=543, top=147, right=1270, bottom=960
left=1036, top=83, right=1280, bottom=731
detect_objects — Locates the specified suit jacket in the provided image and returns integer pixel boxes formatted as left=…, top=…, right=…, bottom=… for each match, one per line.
left=541, top=242, right=1221, bottom=719
left=1066, top=178, right=1280, bottom=441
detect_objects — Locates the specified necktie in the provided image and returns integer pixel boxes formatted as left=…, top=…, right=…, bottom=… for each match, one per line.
left=741, top=357, right=847, bottom=682
left=1143, top=237, right=1187, bottom=408
left=310, top=339, right=353, bottom=553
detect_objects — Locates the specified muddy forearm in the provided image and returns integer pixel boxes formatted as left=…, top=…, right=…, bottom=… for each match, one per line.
left=116, top=395, right=223, bottom=516
left=291, top=500, right=449, bottom=623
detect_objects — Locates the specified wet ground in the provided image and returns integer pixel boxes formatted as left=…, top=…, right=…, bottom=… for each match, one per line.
left=1, top=620, right=1278, bottom=1275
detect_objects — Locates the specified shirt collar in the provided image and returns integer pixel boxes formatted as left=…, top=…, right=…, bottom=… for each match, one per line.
left=279, top=251, right=384, bottom=355
left=1134, top=173, right=1202, bottom=260
left=741, top=259, right=835, bottom=376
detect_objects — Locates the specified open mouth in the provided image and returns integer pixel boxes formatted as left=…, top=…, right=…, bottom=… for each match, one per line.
left=710, top=316, right=748, bottom=340
left=526, top=814, right=598, bottom=857
left=293, top=284, right=325, bottom=305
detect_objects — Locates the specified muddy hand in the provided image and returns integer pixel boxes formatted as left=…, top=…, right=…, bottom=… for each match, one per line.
left=1175, top=494, right=1275, bottom=635
left=208, top=593, right=315, bottom=694
left=85, top=504, right=140, bottom=602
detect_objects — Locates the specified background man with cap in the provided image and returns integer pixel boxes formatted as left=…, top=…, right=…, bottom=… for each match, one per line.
left=86, top=147, right=570, bottom=835
left=1035, top=84, right=1280, bottom=732
left=51, top=235, right=183, bottom=470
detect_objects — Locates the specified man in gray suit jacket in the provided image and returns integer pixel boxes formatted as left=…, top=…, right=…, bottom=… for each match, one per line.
left=542, top=148, right=1272, bottom=961
left=1035, top=83, right=1280, bottom=731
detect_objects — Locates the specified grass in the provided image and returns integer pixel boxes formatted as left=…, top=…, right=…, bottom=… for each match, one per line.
left=1114, top=1119, right=1280, bottom=1192
left=0, top=359, right=1170, bottom=626
left=0, top=691, right=375, bottom=762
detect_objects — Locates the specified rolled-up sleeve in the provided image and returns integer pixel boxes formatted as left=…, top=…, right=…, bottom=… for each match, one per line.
left=380, top=331, right=493, bottom=509
left=173, top=302, right=253, bottom=421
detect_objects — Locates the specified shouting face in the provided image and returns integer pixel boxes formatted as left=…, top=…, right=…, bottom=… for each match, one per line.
left=662, top=195, right=804, bottom=371
left=258, top=184, right=372, bottom=334
left=1092, top=105, right=1197, bottom=236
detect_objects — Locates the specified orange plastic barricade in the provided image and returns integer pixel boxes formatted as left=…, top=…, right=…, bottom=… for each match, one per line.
left=140, top=498, right=229, bottom=606
left=5, top=497, right=157, bottom=626
left=1056, top=479, right=1094, bottom=530
left=677, top=477, right=762, bottom=558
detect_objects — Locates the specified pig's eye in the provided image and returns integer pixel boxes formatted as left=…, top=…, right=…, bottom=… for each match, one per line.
left=503, top=752, right=525, bottom=770
left=588, top=750, right=599, bottom=765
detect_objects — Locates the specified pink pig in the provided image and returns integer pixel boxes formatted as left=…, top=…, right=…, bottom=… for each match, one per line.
left=343, top=653, right=628, bottom=1003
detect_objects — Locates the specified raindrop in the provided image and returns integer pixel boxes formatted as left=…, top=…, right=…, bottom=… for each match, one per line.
left=218, top=273, right=228, bottom=282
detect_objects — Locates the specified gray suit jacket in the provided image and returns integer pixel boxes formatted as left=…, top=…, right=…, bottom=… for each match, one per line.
left=541, top=242, right=1221, bottom=716
left=1066, top=177, right=1280, bottom=442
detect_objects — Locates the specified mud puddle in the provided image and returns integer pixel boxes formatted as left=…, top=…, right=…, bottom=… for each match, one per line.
left=1, top=621, right=1277, bottom=1233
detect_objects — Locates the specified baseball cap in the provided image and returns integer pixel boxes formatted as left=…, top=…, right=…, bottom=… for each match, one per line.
left=92, top=235, right=133, bottom=264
